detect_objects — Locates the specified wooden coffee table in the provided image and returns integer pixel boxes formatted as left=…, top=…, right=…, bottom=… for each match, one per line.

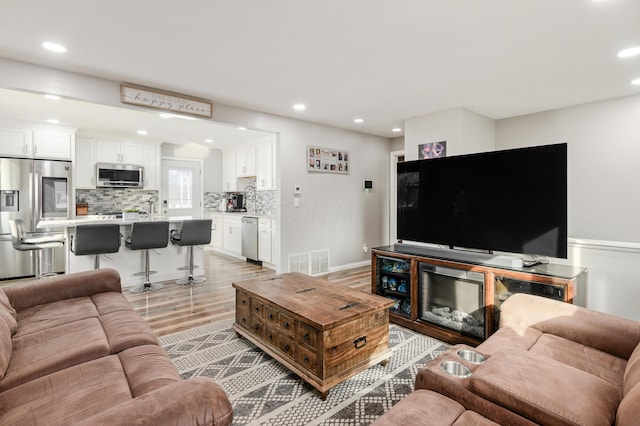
left=233, top=272, right=393, bottom=399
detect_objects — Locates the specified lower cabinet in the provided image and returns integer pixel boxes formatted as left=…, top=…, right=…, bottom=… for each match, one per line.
left=258, top=217, right=274, bottom=263
left=222, top=215, right=242, bottom=255
left=210, top=215, right=223, bottom=249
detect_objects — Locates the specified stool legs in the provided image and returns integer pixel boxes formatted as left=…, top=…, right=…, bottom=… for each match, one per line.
left=176, top=246, right=206, bottom=285
left=129, top=249, right=165, bottom=293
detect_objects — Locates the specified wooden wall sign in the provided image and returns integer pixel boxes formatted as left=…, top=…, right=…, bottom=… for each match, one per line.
left=120, top=83, right=213, bottom=118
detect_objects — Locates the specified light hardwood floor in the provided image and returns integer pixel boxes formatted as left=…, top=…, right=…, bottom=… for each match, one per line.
left=124, top=250, right=373, bottom=336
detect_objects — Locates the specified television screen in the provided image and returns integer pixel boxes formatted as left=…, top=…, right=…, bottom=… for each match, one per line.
left=397, top=143, right=567, bottom=258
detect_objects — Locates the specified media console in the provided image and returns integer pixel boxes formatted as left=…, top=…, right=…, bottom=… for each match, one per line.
left=371, top=245, right=588, bottom=346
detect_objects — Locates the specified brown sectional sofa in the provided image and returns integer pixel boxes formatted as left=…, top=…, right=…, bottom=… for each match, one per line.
left=0, top=268, right=233, bottom=425
left=375, top=293, right=640, bottom=425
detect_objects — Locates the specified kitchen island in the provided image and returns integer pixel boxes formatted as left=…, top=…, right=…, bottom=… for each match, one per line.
left=38, top=215, right=205, bottom=288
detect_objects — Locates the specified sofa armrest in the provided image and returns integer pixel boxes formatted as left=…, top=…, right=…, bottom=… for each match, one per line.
left=76, top=378, right=233, bottom=426
left=500, top=293, right=640, bottom=359
left=4, top=268, right=122, bottom=311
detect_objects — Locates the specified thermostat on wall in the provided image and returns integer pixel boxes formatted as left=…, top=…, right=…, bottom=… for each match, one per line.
left=363, top=180, right=373, bottom=190
left=293, top=185, right=302, bottom=195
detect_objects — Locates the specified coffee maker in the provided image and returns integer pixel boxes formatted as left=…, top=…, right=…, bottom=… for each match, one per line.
left=228, top=194, right=245, bottom=212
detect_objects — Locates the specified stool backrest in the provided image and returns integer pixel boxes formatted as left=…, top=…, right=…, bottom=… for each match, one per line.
left=72, top=223, right=121, bottom=255
left=128, top=221, right=170, bottom=250
left=8, top=219, right=26, bottom=247
left=179, top=219, right=213, bottom=246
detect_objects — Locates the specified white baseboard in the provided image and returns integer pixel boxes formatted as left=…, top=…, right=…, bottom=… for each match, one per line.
left=329, top=259, right=370, bottom=273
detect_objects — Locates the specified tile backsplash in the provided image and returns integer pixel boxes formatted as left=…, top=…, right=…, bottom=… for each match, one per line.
left=76, top=188, right=159, bottom=214
left=77, top=187, right=277, bottom=217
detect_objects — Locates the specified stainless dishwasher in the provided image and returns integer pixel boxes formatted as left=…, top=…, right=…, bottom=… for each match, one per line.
left=241, top=216, right=259, bottom=262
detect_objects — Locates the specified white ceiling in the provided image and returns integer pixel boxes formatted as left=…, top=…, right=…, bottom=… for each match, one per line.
left=0, top=0, right=639, bottom=140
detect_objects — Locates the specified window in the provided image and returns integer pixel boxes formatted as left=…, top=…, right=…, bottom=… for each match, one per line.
left=167, top=168, right=193, bottom=209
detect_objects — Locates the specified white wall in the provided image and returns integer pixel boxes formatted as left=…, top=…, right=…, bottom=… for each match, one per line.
left=404, top=107, right=494, bottom=159
left=210, top=104, right=390, bottom=271
left=496, top=94, right=640, bottom=321
left=495, top=94, right=640, bottom=242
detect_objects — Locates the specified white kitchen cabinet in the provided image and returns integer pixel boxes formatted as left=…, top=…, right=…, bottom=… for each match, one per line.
left=236, top=145, right=256, bottom=177
left=0, top=126, right=31, bottom=157
left=96, top=140, right=143, bottom=164
left=256, top=139, right=276, bottom=190
left=258, top=217, right=274, bottom=263
left=223, top=215, right=242, bottom=254
left=210, top=215, right=223, bottom=249
left=222, top=150, right=237, bottom=191
left=75, top=137, right=96, bottom=188
left=32, top=130, right=73, bottom=160
left=0, top=126, right=72, bottom=159
left=140, top=144, right=160, bottom=190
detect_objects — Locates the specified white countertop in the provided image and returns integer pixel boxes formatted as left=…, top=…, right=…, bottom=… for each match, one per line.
left=38, top=215, right=199, bottom=229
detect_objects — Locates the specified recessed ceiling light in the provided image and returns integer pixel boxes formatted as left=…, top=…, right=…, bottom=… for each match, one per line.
left=44, top=94, right=61, bottom=100
left=632, top=78, right=640, bottom=86
left=618, top=47, right=640, bottom=58
left=293, top=103, right=306, bottom=111
left=137, top=130, right=148, bottom=135
left=158, top=112, right=197, bottom=121
left=238, top=126, right=247, bottom=131
left=204, top=138, right=213, bottom=143
left=392, top=128, right=402, bottom=133
left=41, top=41, right=67, bottom=53
left=353, top=118, right=364, bottom=124
left=47, top=119, right=60, bottom=124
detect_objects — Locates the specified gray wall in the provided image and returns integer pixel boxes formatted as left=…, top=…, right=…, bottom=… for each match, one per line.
left=496, top=93, right=640, bottom=243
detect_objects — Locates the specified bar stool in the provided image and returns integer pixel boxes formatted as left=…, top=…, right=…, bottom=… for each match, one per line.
left=8, top=219, right=65, bottom=279
left=70, top=223, right=121, bottom=269
left=125, top=221, right=169, bottom=293
left=170, top=219, right=212, bottom=285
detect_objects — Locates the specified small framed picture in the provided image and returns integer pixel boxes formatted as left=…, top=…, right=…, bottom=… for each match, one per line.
left=306, top=145, right=349, bottom=174
left=418, top=141, right=446, bottom=159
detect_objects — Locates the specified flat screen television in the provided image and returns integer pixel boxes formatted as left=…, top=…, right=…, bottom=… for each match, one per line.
left=397, top=143, right=567, bottom=258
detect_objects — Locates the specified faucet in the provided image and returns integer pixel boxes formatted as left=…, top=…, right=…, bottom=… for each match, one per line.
left=147, top=195, right=159, bottom=215
left=243, top=185, right=257, bottom=214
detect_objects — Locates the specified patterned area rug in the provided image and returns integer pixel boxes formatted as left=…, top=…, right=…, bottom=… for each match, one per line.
left=160, top=319, right=448, bottom=425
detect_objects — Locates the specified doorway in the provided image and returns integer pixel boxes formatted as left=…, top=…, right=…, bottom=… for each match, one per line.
left=389, top=150, right=405, bottom=244
left=161, top=158, right=203, bottom=217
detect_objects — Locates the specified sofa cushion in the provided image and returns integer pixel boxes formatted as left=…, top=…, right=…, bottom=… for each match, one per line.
left=15, top=297, right=99, bottom=337
left=0, top=319, right=11, bottom=380
left=529, top=333, right=626, bottom=389
left=91, top=291, right=135, bottom=315
left=0, top=289, right=17, bottom=335
left=469, top=350, right=620, bottom=426
left=0, top=318, right=110, bottom=392
left=118, top=345, right=181, bottom=397
left=99, top=310, right=159, bottom=353
left=616, top=383, right=640, bottom=425
left=0, top=355, right=132, bottom=425
left=476, top=326, right=542, bottom=354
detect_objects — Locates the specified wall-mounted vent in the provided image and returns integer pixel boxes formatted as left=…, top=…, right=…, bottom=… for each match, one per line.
left=288, top=249, right=329, bottom=276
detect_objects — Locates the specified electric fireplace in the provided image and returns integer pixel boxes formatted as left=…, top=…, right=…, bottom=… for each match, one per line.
left=418, top=263, right=486, bottom=340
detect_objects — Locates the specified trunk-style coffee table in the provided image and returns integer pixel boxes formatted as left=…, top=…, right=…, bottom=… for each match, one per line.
left=233, top=272, right=393, bottom=399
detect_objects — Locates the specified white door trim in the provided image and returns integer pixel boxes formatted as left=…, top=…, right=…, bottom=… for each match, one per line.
left=389, top=150, right=405, bottom=244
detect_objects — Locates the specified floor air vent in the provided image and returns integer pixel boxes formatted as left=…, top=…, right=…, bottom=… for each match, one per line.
left=288, top=249, right=329, bottom=276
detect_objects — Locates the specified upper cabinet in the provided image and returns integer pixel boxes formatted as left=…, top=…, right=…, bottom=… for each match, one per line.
left=222, top=150, right=237, bottom=191
left=0, top=125, right=73, bottom=160
left=236, top=145, right=256, bottom=177
left=75, top=137, right=96, bottom=188
left=75, top=135, right=160, bottom=189
left=223, top=137, right=276, bottom=192
left=256, top=139, right=276, bottom=190
left=96, top=140, right=143, bottom=164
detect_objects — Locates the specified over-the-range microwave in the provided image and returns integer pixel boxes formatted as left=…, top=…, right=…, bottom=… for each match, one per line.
left=96, top=163, right=144, bottom=187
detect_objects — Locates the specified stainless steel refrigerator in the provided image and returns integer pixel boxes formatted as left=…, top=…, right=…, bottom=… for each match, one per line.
left=0, top=158, right=71, bottom=280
